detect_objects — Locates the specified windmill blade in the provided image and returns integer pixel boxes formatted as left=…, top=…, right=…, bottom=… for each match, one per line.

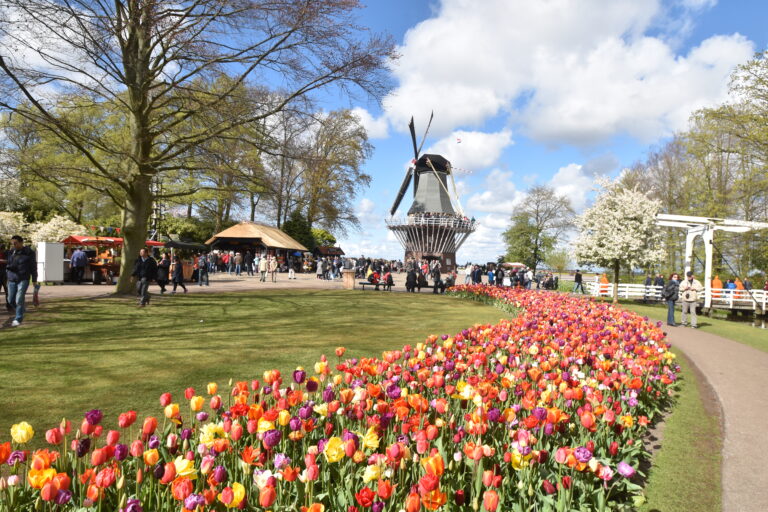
left=408, top=117, right=419, bottom=160
left=416, top=111, right=434, bottom=157
left=446, top=162, right=465, bottom=216
left=390, top=167, right=414, bottom=216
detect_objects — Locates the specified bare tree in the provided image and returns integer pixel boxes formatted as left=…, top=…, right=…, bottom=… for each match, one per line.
left=0, top=0, right=394, bottom=292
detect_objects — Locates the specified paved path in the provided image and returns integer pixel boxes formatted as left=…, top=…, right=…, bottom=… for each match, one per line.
left=665, top=325, right=768, bottom=512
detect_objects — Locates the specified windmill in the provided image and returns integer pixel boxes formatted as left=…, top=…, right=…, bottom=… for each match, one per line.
left=386, top=114, right=476, bottom=271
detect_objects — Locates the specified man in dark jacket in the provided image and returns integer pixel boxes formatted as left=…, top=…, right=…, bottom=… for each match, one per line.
left=431, top=264, right=441, bottom=294
left=132, top=248, right=158, bottom=307
left=70, top=246, right=89, bottom=284
left=5, top=235, right=38, bottom=326
left=572, top=269, right=585, bottom=294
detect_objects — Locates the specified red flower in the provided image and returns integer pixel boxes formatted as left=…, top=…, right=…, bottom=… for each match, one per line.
left=355, top=487, right=375, bottom=508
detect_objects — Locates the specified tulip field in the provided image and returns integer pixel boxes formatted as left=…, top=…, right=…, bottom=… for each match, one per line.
left=0, top=285, right=680, bottom=511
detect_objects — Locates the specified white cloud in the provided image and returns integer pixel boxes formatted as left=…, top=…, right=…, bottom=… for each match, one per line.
left=351, top=108, right=389, bottom=139
left=548, top=164, right=595, bottom=212
left=379, top=0, right=752, bottom=146
left=426, top=129, right=513, bottom=171
left=466, top=169, right=526, bottom=214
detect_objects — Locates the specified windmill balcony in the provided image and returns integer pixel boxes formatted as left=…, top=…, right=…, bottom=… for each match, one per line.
left=386, top=214, right=477, bottom=231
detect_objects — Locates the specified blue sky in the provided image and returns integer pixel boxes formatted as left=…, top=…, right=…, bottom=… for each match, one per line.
left=329, top=0, right=768, bottom=262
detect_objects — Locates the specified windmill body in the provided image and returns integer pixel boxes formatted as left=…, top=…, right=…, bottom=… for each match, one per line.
left=386, top=118, right=476, bottom=272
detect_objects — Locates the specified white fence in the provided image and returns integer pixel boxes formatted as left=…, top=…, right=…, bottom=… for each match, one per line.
left=585, top=282, right=768, bottom=312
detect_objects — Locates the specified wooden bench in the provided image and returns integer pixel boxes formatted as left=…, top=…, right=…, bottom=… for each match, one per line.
left=358, top=281, right=395, bottom=291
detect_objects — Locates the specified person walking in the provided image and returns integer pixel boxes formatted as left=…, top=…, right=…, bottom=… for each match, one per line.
left=431, top=263, right=441, bottom=294
left=70, top=246, right=89, bottom=284
left=132, top=247, right=158, bottom=307
left=679, top=271, right=703, bottom=328
left=234, top=252, right=243, bottom=276
left=5, top=235, right=39, bottom=326
left=0, top=242, right=9, bottom=311
left=269, top=256, right=278, bottom=282
left=662, top=273, right=680, bottom=327
left=288, top=260, right=296, bottom=280
left=197, top=253, right=209, bottom=286
left=171, top=255, right=187, bottom=294
left=643, top=274, right=652, bottom=303
left=464, top=264, right=472, bottom=284
left=244, top=251, right=254, bottom=277
left=156, top=252, right=171, bottom=294
left=259, top=255, right=268, bottom=282
left=572, top=269, right=585, bottom=294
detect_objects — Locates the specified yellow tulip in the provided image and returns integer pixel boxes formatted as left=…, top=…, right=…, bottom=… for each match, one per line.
left=164, top=403, right=179, bottom=419
left=278, top=410, right=291, bottom=427
left=207, top=382, right=218, bottom=395
left=323, top=437, right=344, bottom=463
left=190, top=396, right=205, bottom=412
left=361, top=427, right=379, bottom=450
left=174, top=456, right=197, bottom=479
left=362, top=464, right=381, bottom=483
left=257, top=418, right=275, bottom=434
left=10, top=421, right=34, bottom=444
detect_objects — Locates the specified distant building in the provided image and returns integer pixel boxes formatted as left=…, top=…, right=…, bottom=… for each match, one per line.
left=205, top=221, right=308, bottom=266
left=313, top=246, right=345, bottom=258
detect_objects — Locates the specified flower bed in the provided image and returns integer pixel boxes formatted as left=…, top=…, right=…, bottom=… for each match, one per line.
left=0, top=285, right=679, bottom=511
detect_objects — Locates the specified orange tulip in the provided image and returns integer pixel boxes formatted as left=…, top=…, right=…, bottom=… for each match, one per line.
left=142, top=417, right=158, bottom=436
left=483, top=489, right=499, bottom=511
left=377, top=479, right=394, bottom=500
left=172, top=476, right=194, bottom=501
left=421, top=489, right=447, bottom=510
left=404, top=491, right=420, bottom=512
left=259, top=485, right=277, bottom=507
left=40, top=480, right=59, bottom=501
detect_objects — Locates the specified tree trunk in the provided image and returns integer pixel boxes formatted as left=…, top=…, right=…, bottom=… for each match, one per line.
left=612, top=260, right=620, bottom=304
left=187, top=203, right=193, bottom=219
left=116, top=174, right=153, bottom=294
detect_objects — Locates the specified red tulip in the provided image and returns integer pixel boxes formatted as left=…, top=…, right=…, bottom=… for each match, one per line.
left=159, top=392, right=172, bottom=406
left=45, top=428, right=63, bottom=445
left=483, top=489, right=499, bottom=511
left=259, top=485, right=277, bottom=507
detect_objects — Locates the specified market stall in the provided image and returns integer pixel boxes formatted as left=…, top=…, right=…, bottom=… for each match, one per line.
left=60, top=235, right=165, bottom=283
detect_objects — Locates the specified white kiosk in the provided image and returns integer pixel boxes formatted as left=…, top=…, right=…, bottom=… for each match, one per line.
left=37, top=242, right=65, bottom=283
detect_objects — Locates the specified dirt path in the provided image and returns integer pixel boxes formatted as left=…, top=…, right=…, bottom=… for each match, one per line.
left=665, top=325, right=768, bottom=512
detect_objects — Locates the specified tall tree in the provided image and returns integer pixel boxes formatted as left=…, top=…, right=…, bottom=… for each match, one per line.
left=0, top=0, right=394, bottom=292
left=501, top=185, right=573, bottom=272
left=574, top=179, right=665, bottom=303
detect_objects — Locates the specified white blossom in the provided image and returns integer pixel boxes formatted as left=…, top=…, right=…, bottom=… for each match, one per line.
left=29, top=215, right=87, bottom=245
left=0, top=211, right=29, bottom=240
left=573, top=178, right=665, bottom=275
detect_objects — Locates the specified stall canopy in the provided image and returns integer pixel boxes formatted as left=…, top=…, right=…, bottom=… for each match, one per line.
left=60, top=235, right=165, bottom=247
left=205, top=221, right=308, bottom=251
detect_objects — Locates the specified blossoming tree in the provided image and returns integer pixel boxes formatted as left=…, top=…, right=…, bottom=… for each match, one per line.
left=574, top=179, right=665, bottom=303
left=30, top=216, right=87, bottom=245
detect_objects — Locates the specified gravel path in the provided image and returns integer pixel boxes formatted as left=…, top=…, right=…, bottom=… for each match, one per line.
left=665, top=324, right=768, bottom=512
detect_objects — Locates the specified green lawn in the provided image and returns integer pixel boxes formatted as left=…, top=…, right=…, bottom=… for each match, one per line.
left=639, top=348, right=722, bottom=512
left=0, top=289, right=506, bottom=436
left=612, top=300, right=768, bottom=353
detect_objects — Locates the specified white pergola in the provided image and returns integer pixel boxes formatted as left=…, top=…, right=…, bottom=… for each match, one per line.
left=656, top=214, right=768, bottom=309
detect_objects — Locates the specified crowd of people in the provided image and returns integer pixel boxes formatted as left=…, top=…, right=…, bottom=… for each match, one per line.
left=5, top=231, right=768, bottom=325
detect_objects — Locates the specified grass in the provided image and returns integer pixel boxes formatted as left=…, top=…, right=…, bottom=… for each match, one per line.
left=0, top=289, right=506, bottom=437
left=640, top=348, right=722, bottom=512
left=610, top=300, right=768, bottom=353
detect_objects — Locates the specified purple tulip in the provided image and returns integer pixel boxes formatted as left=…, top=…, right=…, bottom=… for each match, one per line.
left=372, top=501, right=385, bottom=512
left=263, top=429, right=282, bottom=449
left=121, top=498, right=143, bottom=512
left=289, top=416, right=302, bottom=431
left=7, top=450, right=27, bottom=465
left=543, top=422, right=555, bottom=436
left=306, top=379, right=319, bottom=392
left=196, top=412, right=209, bottom=422
left=532, top=407, right=547, bottom=421
left=322, top=386, right=335, bottom=403
left=55, top=489, right=72, bottom=505
left=180, top=428, right=193, bottom=441
left=617, top=461, right=636, bottom=478
left=487, top=408, right=501, bottom=423
left=85, top=409, right=103, bottom=426
left=386, top=384, right=401, bottom=399
left=148, top=435, right=160, bottom=450
left=152, top=463, right=164, bottom=479
left=114, top=444, right=128, bottom=461
left=293, top=369, right=306, bottom=384
left=299, top=405, right=313, bottom=420
left=574, top=446, right=592, bottom=463
left=213, top=465, right=227, bottom=484
left=75, top=439, right=91, bottom=458
left=184, top=494, right=205, bottom=510
left=273, top=453, right=291, bottom=469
